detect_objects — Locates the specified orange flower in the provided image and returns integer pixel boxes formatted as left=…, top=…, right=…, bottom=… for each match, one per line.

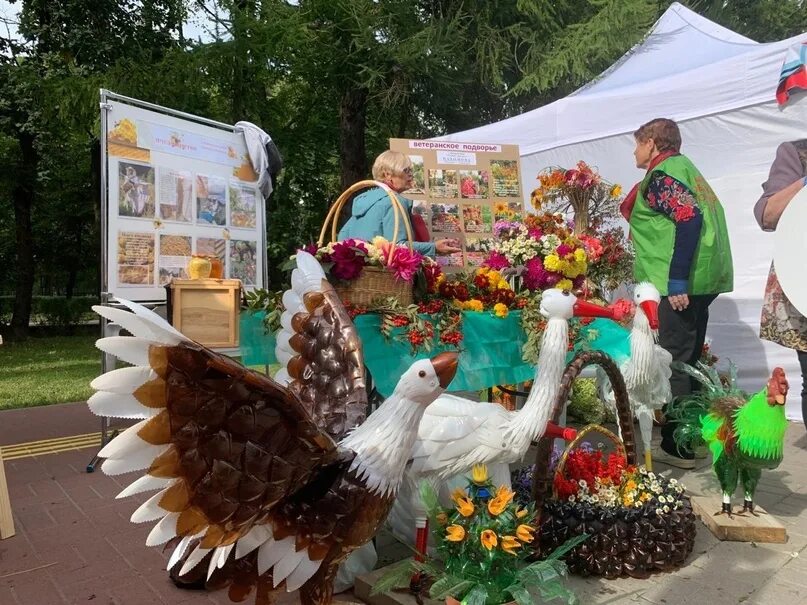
left=446, top=525, right=466, bottom=542
left=480, top=529, right=498, bottom=550
left=456, top=496, right=474, bottom=517
left=496, top=485, right=515, bottom=504
left=488, top=496, right=508, bottom=516
left=516, top=524, right=536, bottom=543
left=516, top=507, right=529, bottom=519
left=501, top=535, right=520, bottom=555
left=450, top=487, right=467, bottom=504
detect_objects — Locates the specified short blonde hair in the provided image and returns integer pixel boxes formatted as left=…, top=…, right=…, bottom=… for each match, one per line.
left=372, top=151, right=412, bottom=180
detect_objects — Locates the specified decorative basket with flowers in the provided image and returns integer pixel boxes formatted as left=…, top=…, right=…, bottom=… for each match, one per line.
left=371, top=464, right=585, bottom=605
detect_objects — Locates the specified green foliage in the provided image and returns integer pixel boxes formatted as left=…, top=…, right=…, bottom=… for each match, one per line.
left=0, top=295, right=98, bottom=329
left=243, top=288, right=284, bottom=334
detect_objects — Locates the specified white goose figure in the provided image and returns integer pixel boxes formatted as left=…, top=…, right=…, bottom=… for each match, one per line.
left=388, top=289, right=614, bottom=551
left=598, top=282, right=672, bottom=470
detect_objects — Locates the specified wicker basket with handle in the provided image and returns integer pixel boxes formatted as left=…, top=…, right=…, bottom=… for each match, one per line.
left=318, top=180, right=415, bottom=306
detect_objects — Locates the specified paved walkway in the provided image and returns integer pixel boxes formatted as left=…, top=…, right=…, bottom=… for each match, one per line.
left=1, top=403, right=806, bottom=604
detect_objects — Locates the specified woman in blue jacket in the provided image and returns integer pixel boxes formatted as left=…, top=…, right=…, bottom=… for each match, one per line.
left=338, top=151, right=461, bottom=258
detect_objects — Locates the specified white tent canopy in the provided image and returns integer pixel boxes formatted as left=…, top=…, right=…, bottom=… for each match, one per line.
left=440, top=2, right=807, bottom=419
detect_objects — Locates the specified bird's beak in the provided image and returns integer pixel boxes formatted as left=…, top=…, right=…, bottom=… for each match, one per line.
left=640, top=300, right=660, bottom=330
left=572, top=299, right=614, bottom=319
left=431, top=352, right=459, bottom=389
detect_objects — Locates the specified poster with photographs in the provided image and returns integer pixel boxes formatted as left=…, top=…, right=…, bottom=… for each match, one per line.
left=158, top=169, right=192, bottom=222
left=465, top=236, right=488, bottom=267
left=428, top=169, right=458, bottom=198
left=462, top=204, right=493, bottom=233
left=196, top=174, right=227, bottom=225
left=408, top=155, right=426, bottom=194
left=197, top=237, right=227, bottom=266
left=230, top=240, right=257, bottom=285
left=117, top=231, right=155, bottom=285
left=459, top=170, right=489, bottom=199
left=389, top=139, right=522, bottom=271
left=490, top=160, right=521, bottom=197
left=118, top=162, right=156, bottom=218
left=229, top=183, right=257, bottom=228
left=158, top=234, right=192, bottom=285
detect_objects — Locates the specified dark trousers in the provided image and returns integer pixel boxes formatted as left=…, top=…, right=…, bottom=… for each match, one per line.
left=659, top=294, right=718, bottom=458
left=799, top=351, right=807, bottom=430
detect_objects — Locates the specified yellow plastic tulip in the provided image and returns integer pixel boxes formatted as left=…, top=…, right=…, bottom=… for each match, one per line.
left=446, top=525, right=466, bottom=542
left=471, top=464, right=489, bottom=485
left=480, top=529, right=498, bottom=550
left=516, top=524, right=536, bottom=543
left=501, top=535, right=520, bottom=555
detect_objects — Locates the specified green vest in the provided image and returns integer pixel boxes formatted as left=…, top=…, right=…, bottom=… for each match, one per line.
left=629, top=155, right=733, bottom=296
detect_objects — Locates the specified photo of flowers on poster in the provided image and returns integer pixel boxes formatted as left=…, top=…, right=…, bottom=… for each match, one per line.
left=431, top=203, right=461, bottom=233
left=462, top=204, right=493, bottom=233
left=490, top=160, right=520, bottom=197
left=158, top=168, right=192, bottom=222
left=196, top=174, right=227, bottom=225
left=117, top=231, right=154, bottom=286
left=494, top=200, right=523, bottom=222
left=230, top=239, right=257, bottom=284
left=229, top=183, right=257, bottom=228
left=118, top=162, right=155, bottom=219
left=408, top=155, right=426, bottom=195
left=197, top=237, right=227, bottom=266
left=459, top=170, right=489, bottom=199
left=427, top=169, right=458, bottom=198
left=465, top=236, right=489, bottom=267
left=158, top=235, right=191, bottom=285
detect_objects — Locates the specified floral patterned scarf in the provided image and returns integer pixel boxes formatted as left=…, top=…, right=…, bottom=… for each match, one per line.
left=619, top=151, right=679, bottom=221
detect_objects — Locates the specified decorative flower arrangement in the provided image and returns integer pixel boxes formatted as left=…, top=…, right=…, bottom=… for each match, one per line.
left=530, top=162, right=623, bottom=235
left=300, top=237, right=436, bottom=284
left=371, top=465, right=584, bottom=605
left=484, top=212, right=589, bottom=292
left=699, top=339, right=719, bottom=368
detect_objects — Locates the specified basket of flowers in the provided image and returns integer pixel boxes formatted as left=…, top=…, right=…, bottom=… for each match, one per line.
left=372, top=464, right=585, bottom=605
left=530, top=350, right=697, bottom=579
left=314, top=180, right=437, bottom=306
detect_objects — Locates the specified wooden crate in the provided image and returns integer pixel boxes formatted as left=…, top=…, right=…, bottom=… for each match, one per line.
left=170, top=279, right=241, bottom=347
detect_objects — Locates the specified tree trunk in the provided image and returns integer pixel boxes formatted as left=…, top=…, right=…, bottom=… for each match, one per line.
left=11, top=132, right=38, bottom=340
left=339, top=86, right=368, bottom=191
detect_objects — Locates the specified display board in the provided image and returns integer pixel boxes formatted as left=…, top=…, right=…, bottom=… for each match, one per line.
left=389, top=139, right=523, bottom=269
left=101, top=90, right=267, bottom=302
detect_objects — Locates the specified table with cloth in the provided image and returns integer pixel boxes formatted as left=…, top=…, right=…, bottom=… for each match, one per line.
left=240, top=310, right=631, bottom=397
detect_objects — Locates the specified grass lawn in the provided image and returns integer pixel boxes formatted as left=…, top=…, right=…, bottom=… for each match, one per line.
left=0, top=335, right=99, bottom=410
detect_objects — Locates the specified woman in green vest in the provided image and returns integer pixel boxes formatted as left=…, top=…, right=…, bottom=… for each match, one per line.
left=621, top=118, right=734, bottom=468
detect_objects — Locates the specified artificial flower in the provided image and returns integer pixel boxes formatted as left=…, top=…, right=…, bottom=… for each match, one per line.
left=480, top=530, right=498, bottom=550
left=471, top=464, right=489, bottom=485
left=446, top=525, right=466, bottom=542
left=556, top=279, right=573, bottom=291
left=516, top=507, right=529, bottom=519
left=456, top=496, right=475, bottom=517
left=488, top=496, right=508, bottom=516
left=493, top=303, right=509, bottom=318
left=387, top=246, right=424, bottom=283
left=328, top=240, right=367, bottom=280
left=451, top=487, right=467, bottom=504
left=516, top=524, right=535, bottom=543
left=501, top=535, right=520, bottom=555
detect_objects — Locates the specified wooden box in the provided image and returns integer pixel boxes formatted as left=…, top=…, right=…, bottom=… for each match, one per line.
left=170, top=279, right=241, bottom=348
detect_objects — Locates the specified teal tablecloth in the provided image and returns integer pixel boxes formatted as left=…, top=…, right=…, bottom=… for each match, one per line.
left=239, top=309, right=633, bottom=398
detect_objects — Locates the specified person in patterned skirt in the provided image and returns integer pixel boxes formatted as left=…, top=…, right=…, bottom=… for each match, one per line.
left=754, top=140, right=807, bottom=428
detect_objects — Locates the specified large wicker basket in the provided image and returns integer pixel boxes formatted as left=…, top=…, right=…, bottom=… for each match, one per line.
left=318, top=180, right=414, bottom=306
left=530, top=350, right=697, bottom=579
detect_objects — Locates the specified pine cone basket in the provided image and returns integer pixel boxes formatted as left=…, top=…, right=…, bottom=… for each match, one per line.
left=530, top=350, right=697, bottom=578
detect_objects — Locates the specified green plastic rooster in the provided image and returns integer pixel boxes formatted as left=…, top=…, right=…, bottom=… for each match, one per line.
left=668, top=363, right=789, bottom=517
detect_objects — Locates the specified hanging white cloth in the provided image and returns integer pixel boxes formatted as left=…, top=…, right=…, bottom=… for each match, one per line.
left=235, top=120, right=275, bottom=199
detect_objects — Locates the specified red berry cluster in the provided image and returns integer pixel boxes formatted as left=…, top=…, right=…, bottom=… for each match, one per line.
left=391, top=315, right=410, bottom=327
left=439, top=330, right=463, bottom=346
left=438, top=281, right=470, bottom=302
left=417, top=299, right=445, bottom=315
left=346, top=304, right=368, bottom=319
left=407, top=322, right=434, bottom=347
left=514, top=296, right=529, bottom=309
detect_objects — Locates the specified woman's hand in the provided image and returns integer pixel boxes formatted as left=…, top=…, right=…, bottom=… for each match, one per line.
left=435, top=239, right=462, bottom=255
left=668, top=293, right=690, bottom=311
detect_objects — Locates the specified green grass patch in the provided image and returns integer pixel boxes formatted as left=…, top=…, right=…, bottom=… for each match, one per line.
left=0, top=335, right=99, bottom=409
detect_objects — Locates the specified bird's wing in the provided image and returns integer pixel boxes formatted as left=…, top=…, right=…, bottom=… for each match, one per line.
left=274, top=251, right=368, bottom=441
left=410, top=394, right=510, bottom=477
left=90, top=300, right=344, bottom=587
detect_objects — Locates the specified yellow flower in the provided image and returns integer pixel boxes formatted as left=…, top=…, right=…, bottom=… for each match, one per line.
left=436, top=274, right=446, bottom=286
left=530, top=189, right=543, bottom=210
left=496, top=279, right=511, bottom=291
left=496, top=485, right=515, bottom=503
left=556, top=279, right=573, bottom=291
left=488, top=496, right=508, bottom=516
left=516, top=524, right=536, bottom=543
left=446, top=525, right=466, bottom=542
left=465, top=299, right=484, bottom=312
left=456, top=496, right=475, bottom=517
left=493, top=303, right=509, bottom=318
left=494, top=202, right=509, bottom=215
left=516, top=507, right=529, bottom=519
left=451, top=487, right=467, bottom=504
left=436, top=512, right=449, bottom=526
left=610, top=184, right=623, bottom=198
left=544, top=254, right=561, bottom=272
left=480, top=529, right=498, bottom=550
left=501, top=535, right=520, bottom=555
left=625, top=480, right=637, bottom=492
left=486, top=270, right=502, bottom=284
left=573, top=248, right=587, bottom=262
left=471, top=464, right=489, bottom=485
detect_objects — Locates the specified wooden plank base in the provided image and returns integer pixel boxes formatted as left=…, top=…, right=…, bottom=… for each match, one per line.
left=691, top=495, right=787, bottom=543
left=355, top=564, right=440, bottom=605
left=0, top=448, right=15, bottom=539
